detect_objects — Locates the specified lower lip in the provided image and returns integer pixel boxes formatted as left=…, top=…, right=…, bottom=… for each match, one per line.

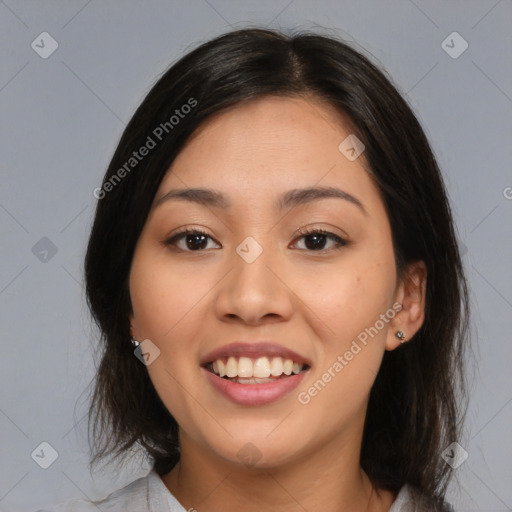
left=202, top=367, right=308, bottom=406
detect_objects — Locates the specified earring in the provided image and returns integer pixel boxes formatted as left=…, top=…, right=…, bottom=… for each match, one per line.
left=396, top=331, right=406, bottom=344
left=130, top=337, right=140, bottom=347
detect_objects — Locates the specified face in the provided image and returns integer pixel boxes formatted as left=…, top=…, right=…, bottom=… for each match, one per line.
left=129, top=95, right=415, bottom=469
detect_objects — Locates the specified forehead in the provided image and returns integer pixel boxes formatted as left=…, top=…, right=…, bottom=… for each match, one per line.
left=157, top=95, right=379, bottom=213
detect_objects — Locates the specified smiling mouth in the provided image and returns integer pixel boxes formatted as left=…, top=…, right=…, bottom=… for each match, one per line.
left=203, top=355, right=310, bottom=384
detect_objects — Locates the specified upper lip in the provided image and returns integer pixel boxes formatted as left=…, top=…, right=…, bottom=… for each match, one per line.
left=200, top=342, right=311, bottom=367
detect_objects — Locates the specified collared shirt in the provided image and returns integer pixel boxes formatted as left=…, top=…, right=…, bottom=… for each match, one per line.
left=34, top=469, right=455, bottom=511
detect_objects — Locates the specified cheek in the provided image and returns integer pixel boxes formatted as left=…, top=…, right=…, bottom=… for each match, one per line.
left=294, top=262, right=396, bottom=432
left=294, top=249, right=396, bottom=412
left=129, top=250, right=207, bottom=419
left=345, top=259, right=396, bottom=317
left=129, top=249, right=209, bottom=340
left=293, top=255, right=396, bottom=340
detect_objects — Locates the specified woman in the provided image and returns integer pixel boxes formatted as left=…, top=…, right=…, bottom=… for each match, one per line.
left=40, top=27, right=469, bottom=511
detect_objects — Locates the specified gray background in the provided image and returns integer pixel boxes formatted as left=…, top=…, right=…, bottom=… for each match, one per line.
left=0, top=1, right=511, bottom=510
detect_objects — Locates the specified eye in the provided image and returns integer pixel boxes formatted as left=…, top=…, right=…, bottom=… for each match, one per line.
left=291, top=227, right=347, bottom=252
left=164, top=227, right=347, bottom=253
left=164, top=228, right=221, bottom=252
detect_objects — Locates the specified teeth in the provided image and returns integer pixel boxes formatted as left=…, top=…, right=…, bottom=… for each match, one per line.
left=283, top=359, right=293, bottom=376
left=253, top=357, right=270, bottom=378
left=217, top=359, right=226, bottom=377
left=270, top=357, right=284, bottom=376
left=226, top=356, right=238, bottom=378
left=238, top=357, right=253, bottom=377
left=236, top=377, right=277, bottom=384
left=209, top=356, right=305, bottom=378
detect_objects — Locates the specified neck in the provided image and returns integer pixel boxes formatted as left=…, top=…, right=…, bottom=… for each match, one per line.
left=160, top=429, right=394, bottom=512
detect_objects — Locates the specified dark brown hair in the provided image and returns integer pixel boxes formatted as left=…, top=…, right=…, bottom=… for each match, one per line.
left=84, top=27, right=469, bottom=505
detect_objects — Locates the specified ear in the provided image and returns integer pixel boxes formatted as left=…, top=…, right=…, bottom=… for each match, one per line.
left=385, top=260, right=427, bottom=351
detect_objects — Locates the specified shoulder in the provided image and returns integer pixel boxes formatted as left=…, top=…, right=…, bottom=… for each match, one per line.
left=390, top=484, right=455, bottom=512
left=34, top=469, right=186, bottom=512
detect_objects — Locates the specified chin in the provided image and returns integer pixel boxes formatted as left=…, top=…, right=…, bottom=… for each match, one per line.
left=200, top=429, right=308, bottom=471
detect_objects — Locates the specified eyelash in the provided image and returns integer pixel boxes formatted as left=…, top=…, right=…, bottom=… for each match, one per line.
left=164, top=227, right=347, bottom=253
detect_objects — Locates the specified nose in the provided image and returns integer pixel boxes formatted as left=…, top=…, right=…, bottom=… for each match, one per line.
left=213, top=239, right=294, bottom=326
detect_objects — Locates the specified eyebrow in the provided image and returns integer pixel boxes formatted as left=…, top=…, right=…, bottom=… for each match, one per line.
left=154, top=186, right=366, bottom=214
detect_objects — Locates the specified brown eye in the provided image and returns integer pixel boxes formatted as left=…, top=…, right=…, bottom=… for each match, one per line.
left=292, top=229, right=347, bottom=252
left=165, top=229, right=220, bottom=251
